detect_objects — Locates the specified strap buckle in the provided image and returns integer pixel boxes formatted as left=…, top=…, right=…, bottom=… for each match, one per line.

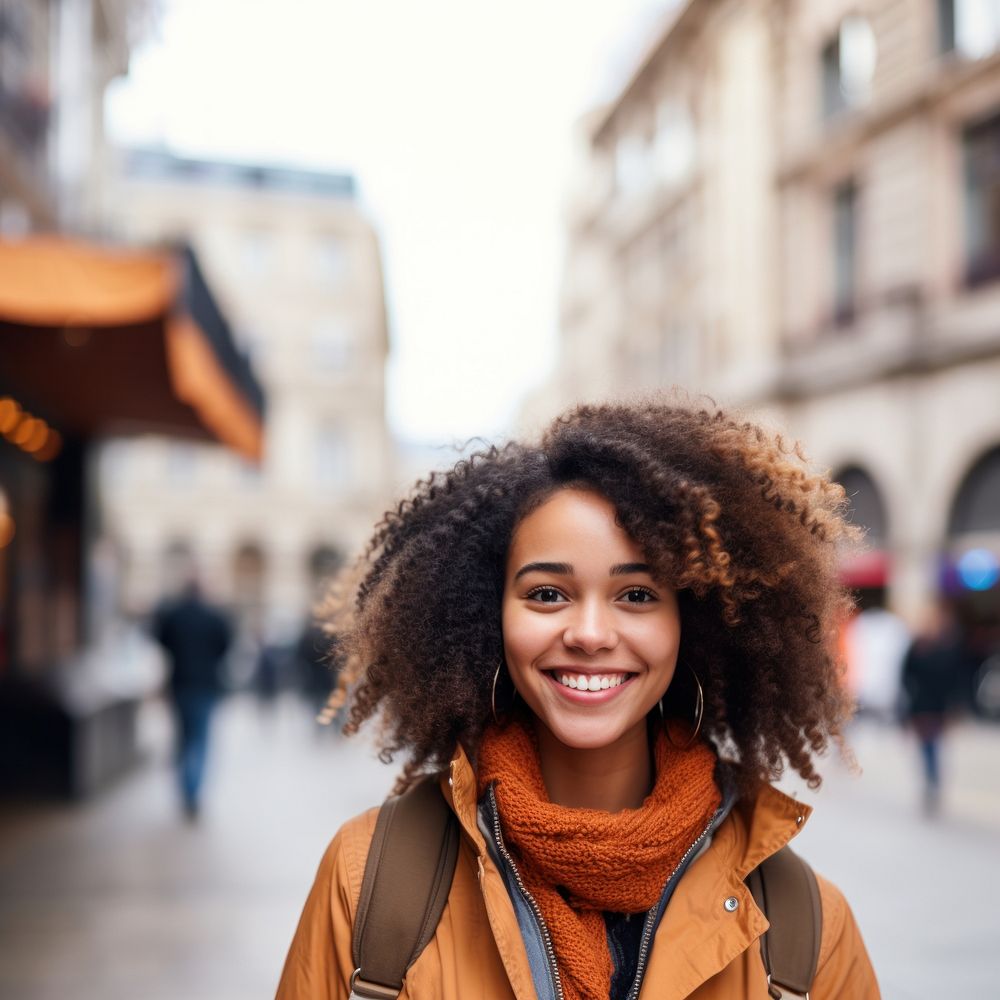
left=767, top=974, right=810, bottom=1000
left=349, top=968, right=402, bottom=1000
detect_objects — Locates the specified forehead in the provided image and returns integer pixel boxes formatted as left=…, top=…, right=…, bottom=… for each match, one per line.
left=507, top=489, right=644, bottom=563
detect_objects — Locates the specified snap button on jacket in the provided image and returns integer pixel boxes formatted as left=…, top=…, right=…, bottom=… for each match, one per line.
left=276, top=747, right=880, bottom=999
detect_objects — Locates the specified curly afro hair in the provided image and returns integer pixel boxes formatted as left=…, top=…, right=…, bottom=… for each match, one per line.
left=320, top=395, right=860, bottom=798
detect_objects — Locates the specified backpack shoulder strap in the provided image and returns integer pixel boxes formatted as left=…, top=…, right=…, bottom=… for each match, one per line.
left=746, top=845, right=823, bottom=999
left=349, top=776, right=460, bottom=1000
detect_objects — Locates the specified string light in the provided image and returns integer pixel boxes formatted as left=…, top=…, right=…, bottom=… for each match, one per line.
left=0, top=512, right=13, bottom=549
left=0, top=398, right=20, bottom=434
left=0, top=396, right=62, bottom=462
left=0, top=491, right=12, bottom=549
left=34, top=431, right=62, bottom=463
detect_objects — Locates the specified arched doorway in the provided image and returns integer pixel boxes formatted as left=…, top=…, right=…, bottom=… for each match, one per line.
left=232, top=542, right=267, bottom=630
left=835, top=465, right=890, bottom=608
left=946, top=446, right=1000, bottom=700
left=307, top=544, right=344, bottom=597
left=949, top=445, right=1000, bottom=537
left=162, top=539, right=195, bottom=596
left=834, top=465, right=907, bottom=717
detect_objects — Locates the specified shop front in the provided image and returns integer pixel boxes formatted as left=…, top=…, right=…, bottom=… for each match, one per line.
left=0, top=237, right=264, bottom=796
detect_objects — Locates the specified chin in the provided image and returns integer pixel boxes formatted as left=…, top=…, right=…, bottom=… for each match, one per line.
left=539, top=713, right=636, bottom=752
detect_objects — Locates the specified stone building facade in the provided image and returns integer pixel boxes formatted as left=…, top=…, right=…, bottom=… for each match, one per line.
left=101, top=152, right=393, bottom=644
left=539, top=0, right=1000, bottom=626
left=0, top=0, right=140, bottom=234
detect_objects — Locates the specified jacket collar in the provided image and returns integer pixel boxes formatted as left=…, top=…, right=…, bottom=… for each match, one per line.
left=442, top=743, right=814, bottom=1000
left=441, top=744, right=539, bottom=1000
left=639, top=780, right=812, bottom=1000
left=442, top=743, right=487, bottom=855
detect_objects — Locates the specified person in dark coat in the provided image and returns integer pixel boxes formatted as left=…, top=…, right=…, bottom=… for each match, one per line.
left=900, top=603, right=964, bottom=815
left=152, top=579, right=233, bottom=818
left=294, top=620, right=342, bottom=725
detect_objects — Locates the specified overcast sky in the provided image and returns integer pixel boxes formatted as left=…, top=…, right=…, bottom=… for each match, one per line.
left=108, top=0, right=675, bottom=444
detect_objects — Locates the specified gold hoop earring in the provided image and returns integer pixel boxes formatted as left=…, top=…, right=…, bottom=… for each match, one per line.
left=491, top=660, right=517, bottom=725
left=665, top=666, right=704, bottom=750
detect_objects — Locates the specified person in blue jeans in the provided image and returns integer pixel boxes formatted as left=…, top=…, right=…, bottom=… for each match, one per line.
left=900, top=603, right=965, bottom=816
left=152, top=579, right=233, bottom=819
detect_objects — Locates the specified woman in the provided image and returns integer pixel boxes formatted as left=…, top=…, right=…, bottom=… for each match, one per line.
left=277, top=398, right=880, bottom=999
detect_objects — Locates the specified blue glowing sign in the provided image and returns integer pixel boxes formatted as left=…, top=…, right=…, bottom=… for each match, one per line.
left=957, top=549, right=1000, bottom=592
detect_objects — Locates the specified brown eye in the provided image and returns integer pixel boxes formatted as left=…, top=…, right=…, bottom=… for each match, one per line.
left=622, top=587, right=656, bottom=603
left=526, top=586, right=565, bottom=604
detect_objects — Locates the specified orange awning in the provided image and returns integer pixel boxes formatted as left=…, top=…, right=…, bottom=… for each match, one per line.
left=0, top=236, right=264, bottom=460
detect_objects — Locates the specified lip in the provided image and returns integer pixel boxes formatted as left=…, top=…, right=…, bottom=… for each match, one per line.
left=542, top=669, right=638, bottom=705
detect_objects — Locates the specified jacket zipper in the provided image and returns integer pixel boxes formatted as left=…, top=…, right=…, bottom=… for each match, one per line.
left=624, top=809, right=722, bottom=1000
left=488, top=785, right=565, bottom=1000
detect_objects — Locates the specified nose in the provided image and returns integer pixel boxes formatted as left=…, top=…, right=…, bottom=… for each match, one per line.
left=562, top=598, right=619, bottom=654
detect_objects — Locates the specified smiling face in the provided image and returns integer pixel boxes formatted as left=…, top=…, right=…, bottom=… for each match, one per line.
left=501, top=488, right=681, bottom=753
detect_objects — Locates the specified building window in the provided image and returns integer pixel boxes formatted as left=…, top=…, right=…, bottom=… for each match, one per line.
left=315, top=424, right=351, bottom=489
left=167, top=443, right=198, bottom=486
left=234, top=457, right=263, bottom=488
left=939, top=0, right=1000, bottom=58
left=964, top=113, right=1000, bottom=287
left=615, top=133, right=649, bottom=197
left=821, top=15, right=877, bottom=120
left=654, top=99, right=696, bottom=187
left=240, top=229, right=273, bottom=278
left=315, top=234, right=348, bottom=287
left=311, top=320, right=354, bottom=372
left=833, top=180, right=858, bottom=326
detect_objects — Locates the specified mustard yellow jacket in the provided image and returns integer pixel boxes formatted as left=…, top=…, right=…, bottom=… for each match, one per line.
left=277, top=747, right=879, bottom=999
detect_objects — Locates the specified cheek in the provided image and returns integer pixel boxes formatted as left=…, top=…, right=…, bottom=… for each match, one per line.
left=502, top=601, right=555, bottom=666
left=637, top=610, right=682, bottom=662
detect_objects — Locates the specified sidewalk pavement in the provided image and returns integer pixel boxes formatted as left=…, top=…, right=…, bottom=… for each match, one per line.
left=0, top=694, right=396, bottom=1000
left=828, top=715, right=1000, bottom=831
left=779, top=716, right=1000, bottom=999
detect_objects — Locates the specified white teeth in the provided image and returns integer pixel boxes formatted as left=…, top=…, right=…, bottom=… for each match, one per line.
left=555, top=672, right=629, bottom=691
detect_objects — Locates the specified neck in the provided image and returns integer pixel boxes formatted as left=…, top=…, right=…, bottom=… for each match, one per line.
left=534, top=719, right=653, bottom=812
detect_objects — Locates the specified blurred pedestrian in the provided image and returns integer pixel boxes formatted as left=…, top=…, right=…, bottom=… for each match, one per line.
left=900, top=602, right=964, bottom=816
left=253, top=624, right=286, bottom=721
left=294, top=618, right=341, bottom=726
left=845, top=604, right=911, bottom=721
left=152, top=578, right=233, bottom=819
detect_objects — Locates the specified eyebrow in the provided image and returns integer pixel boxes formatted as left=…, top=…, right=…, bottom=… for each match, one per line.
left=512, top=561, right=651, bottom=581
left=610, top=562, right=652, bottom=577
left=513, top=561, right=572, bottom=581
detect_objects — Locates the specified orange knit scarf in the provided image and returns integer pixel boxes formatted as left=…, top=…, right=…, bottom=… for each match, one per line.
left=477, top=718, right=720, bottom=1000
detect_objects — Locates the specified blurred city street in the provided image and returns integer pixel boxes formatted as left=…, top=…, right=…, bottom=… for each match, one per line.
left=786, top=718, right=1000, bottom=999
left=0, top=695, right=997, bottom=1000
left=0, top=694, right=397, bottom=1000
